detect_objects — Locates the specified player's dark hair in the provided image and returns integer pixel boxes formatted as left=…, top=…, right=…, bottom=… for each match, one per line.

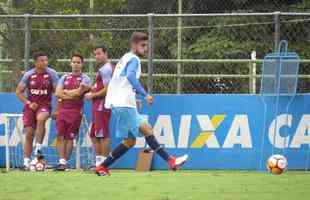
left=33, top=52, right=47, bottom=60
left=93, top=43, right=107, bottom=53
left=71, top=53, right=84, bottom=63
left=130, top=32, right=148, bottom=43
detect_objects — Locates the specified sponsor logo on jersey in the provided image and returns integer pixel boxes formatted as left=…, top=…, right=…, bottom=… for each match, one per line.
left=30, top=89, right=48, bottom=95
left=43, top=74, right=50, bottom=79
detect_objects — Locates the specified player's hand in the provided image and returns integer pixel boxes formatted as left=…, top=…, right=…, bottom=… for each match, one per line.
left=84, top=92, right=93, bottom=100
left=29, top=102, right=38, bottom=110
left=145, top=95, right=153, bottom=106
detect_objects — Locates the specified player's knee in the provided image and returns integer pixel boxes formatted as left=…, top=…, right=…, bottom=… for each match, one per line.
left=140, top=123, right=153, bottom=137
left=123, top=139, right=136, bottom=148
left=36, top=114, right=49, bottom=124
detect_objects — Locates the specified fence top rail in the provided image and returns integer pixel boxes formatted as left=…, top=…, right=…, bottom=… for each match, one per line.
left=0, top=12, right=309, bottom=18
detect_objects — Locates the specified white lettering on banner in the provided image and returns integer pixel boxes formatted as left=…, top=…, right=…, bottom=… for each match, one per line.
left=1, top=114, right=310, bottom=149
left=152, top=115, right=176, bottom=148
left=196, top=115, right=220, bottom=148
left=7, top=118, right=52, bottom=146
left=223, top=115, right=252, bottom=148
left=290, top=114, right=310, bottom=148
left=177, top=115, right=192, bottom=148
left=268, top=114, right=291, bottom=148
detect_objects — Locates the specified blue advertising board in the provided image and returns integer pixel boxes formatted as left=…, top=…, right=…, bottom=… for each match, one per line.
left=0, top=93, right=309, bottom=170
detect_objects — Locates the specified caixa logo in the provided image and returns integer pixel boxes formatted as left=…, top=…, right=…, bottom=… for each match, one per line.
left=1, top=114, right=310, bottom=149
left=133, top=114, right=310, bottom=149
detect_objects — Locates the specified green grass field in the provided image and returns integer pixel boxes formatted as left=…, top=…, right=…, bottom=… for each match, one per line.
left=0, top=170, right=310, bottom=200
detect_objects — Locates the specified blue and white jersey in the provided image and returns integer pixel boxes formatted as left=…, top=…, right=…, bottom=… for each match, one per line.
left=105, top=52, right=141, bottom=109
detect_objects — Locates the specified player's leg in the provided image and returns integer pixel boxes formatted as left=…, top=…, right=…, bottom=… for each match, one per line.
left=140, top=121, right=188, bottom=170
left=94, top=138, right=105, bottom=167
left=55, top=118, right=67, bottom=170
left=22, top=106, right=36, bottom=169
left=56, top=135, right=67, bottom=169
left=93, top=110, right=111, bottom=167
left=23, top=127, right=35, bottom=169
left=96, top=138, right=136, bottom=176
left=65, top=139, right=74, bottom=160
left=34, top=110, right=50, bottom=158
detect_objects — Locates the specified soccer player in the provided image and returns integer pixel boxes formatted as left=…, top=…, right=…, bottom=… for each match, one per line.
left=55, top=54, right=91, bottom=170
left=16, top=52, right=59, bottom=170
left=84, top=44, right=112, bottom=168
left=96, top=32, right=188, bottom=176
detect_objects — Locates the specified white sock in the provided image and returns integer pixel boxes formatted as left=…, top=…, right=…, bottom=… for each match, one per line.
left=95, top=156, right=106, bottom=167
left=30, top=157, right=38, bottom=165
left=59, top=158, right=67, bottom=165
left=34, top=143, right=42, bottom=154
left=23, top=157, right=31, bottom=167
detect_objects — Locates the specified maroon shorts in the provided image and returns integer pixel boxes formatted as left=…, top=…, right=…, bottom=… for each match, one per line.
left=90, top=109, right=111, bottom=138
left=23, top=104, right=51, bottom=129
left=56, top=109, right=82, bottom=140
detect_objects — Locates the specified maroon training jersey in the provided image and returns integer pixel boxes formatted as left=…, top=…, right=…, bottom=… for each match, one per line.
left=19, top=67, right=59, bottom=106
left=92, top=63, right=112, bottom=111
left=57, top=73, right=91, bottom=111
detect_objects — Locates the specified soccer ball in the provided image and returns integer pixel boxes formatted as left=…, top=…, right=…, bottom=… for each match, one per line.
left=266, top=154, right=288, bottom=175
left=30, top=159, right=46, bottom=172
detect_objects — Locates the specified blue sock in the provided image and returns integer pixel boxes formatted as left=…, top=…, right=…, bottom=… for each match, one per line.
left=145, top=135, right=170, bottom=161
left=101, top=143, right=129, bottom=168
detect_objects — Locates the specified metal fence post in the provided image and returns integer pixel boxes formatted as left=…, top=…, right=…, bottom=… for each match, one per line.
left=274, top=12, right=281, bottom=51
left=177, top=0, right=183, bottom=94
left=249, top=51, right=256, bottom=94
left=24, top=14, right=31, bottom=70
left=147, top=13, right=154, bottom=94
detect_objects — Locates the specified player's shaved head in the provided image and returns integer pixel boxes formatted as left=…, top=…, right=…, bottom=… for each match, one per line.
left=130, top=32, right=148, bottom=43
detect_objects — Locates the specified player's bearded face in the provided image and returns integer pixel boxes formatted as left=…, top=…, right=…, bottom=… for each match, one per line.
left=35, top=56, right=48, bottom=69
left=136, top=41, right=148, bottom=56
left=71, top=57, right=83, bottom=73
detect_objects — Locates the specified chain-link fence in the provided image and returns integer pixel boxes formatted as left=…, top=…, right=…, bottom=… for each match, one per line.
left=0, top=12, right=309, bottom=94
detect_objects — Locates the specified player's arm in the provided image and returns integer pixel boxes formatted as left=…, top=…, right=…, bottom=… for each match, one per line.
left=126, top=58, right=153, bottom=105
left=16, top=72, right=39, bottom=110
left=50, top=68, right=60, bottom=93
left=16, top=72, right=31, bottom=105
left=15, top=83, right=29, bottom=105
left=65, top=75, right=92, bottom=97
left=55, top=85, right=77, bottom=100
left=85, top=67, right=111, bottom=100
left=85, top=86, right=108, bottom=99
left=64, top=85, right=91, bottom=97
left=54, top=75, right=77, bottom=100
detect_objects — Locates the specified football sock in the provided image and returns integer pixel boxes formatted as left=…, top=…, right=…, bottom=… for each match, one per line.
left=95, top=155, right=106, bottom=167
left=59, top=158, right=67, bottom=165
left=34, top=143, right=42, bottom=155
left=23, top=157, right=31, bottom=167
left=145, top=135, right=170, bottom=161
left=101, top=143, right=129, bottom=168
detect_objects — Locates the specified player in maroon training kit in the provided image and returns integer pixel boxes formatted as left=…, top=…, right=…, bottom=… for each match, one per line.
left=85, top=44, right=113, bottom=168
left=16, top=52, right=59, bottom=170
left=55, top=54, right=91, bottom=170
